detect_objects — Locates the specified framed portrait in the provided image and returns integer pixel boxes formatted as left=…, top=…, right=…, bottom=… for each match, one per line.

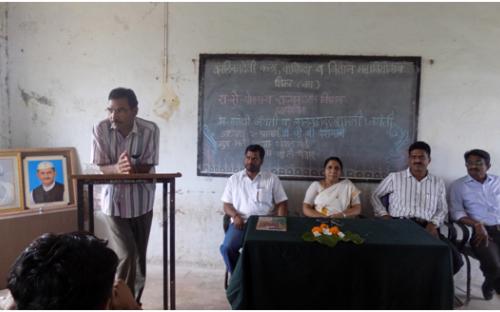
left=0, top=152, right=24, bottom=213
left=23, top=155, right=70, bottom=209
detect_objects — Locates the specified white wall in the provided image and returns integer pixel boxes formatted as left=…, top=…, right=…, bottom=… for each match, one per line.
left=4, top=3, right=500, bottom=268
left=0, top=3, right=9, bottom=148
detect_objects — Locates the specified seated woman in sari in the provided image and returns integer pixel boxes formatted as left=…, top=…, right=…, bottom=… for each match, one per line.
left=303, top=156, right=361, bottom=218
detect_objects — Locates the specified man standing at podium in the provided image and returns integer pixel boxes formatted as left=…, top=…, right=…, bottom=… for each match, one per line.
left=91, top=87, right=159, bottom=304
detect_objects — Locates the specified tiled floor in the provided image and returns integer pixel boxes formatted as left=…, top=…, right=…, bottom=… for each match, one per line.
left=2, top=258, right=500, bottom=309
left=141, top=264, right=230, bottom=310
left=142, top=258, right=500, bottom=310
left=452, top=257, right=500, bottom=309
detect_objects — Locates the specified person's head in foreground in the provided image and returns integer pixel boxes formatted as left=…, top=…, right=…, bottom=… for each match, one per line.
left=7, top=232, right=118, bottom=309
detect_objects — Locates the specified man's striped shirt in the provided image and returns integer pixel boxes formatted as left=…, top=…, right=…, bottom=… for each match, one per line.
left=91, top=117, right=159, bottom=218
left=370, top=168, right=447, bottom=226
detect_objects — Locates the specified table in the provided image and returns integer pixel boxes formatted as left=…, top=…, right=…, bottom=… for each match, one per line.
left=227, top=216, right=454, bottom=309
left=72, top=173, right=181, bottom=310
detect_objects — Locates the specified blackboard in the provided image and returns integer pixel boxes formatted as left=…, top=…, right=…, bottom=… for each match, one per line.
left=197, top=54, right=420, bottom=181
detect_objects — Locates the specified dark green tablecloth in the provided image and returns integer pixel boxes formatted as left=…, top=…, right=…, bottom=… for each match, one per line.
left=227, top=216, right=454, bottom=309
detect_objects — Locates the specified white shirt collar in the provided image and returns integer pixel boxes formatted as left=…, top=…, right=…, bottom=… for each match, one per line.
left=244, top=170, right=262, bottom=181
left=42, top=181, right=56, bottom=192
left=465, top=174, right=492, bottom=184
left=405, top=167, right=430, bottom=181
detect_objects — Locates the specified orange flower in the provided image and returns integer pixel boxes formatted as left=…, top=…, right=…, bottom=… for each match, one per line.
left=329, top=226, right=340, bottom=235
left=311, top=226, right=322, bottom=233
left=319, top=223, right=329, bottom=230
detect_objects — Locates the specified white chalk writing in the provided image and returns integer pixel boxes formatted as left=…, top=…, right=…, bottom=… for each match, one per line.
left=276, top=95, right=316, bottom=106
left=220, top=129, right=246, bottom=138
left=364, top=112, right=394, bottom=128
left=218, top=92, right=346, bottom=107
left=218, top=91, right=240, bottom=105
left=213, top=60, right=257, bottom=75
left=295, top=80, right=321, bottom=90
left=229, top=116, right=251, bottom=127
left=254, top=117, right=292, bottom=127
left=274, top=76, right=294, bottom=88
left=356, top=62, right=407, bottom=74
left=275, top=105, right=307, bottom=115
left=282, top=62, right=313, bottom=76
left=244, top=93, right=273, bottom=105
left=320, top=93, right=347, bottom=105
left=328, top=61, right=356, bottom=75
left=318, top=128, right=345, bottom=138
left=259, top=63, right=279, bottom=75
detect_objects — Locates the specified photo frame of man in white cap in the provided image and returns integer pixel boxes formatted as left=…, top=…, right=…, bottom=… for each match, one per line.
left=30, top=161, right=65, bottom=204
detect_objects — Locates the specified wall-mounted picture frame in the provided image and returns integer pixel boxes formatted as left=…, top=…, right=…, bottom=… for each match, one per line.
left=0, top=152, right=24, bottom=213
left=23, top=155, right=71, bottom=209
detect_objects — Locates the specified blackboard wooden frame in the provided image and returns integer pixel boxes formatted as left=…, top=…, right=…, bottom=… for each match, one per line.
left=197, top=54, right=421, bottom=182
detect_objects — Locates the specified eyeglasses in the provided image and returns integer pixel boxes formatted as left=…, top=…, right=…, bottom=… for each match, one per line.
left=106, top=107, right=129, bottom=114
left=466, top=160, right=486, bottom=167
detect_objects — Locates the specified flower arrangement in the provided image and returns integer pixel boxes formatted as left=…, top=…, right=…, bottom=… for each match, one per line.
left=302, top=223, right=364, bottom=247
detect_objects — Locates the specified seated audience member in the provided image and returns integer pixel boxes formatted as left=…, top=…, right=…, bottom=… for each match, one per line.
left=220, top=144, right=288, bottom=274
left=450, top=149, right=500, bottom=300
left=303, top=156, right=361, bottom=218
left=370, top=141, right=463, bottom=274
left=5, top=232, right=139, bottom=310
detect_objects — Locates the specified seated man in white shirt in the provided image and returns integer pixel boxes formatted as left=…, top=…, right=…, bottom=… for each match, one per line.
left=370, top=141, right=463, bottom=274
left=220, top=144, right=288, bottom=273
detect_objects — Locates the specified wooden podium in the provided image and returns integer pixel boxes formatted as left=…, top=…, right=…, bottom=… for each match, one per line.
left=72, top=173, right=182, bottom=310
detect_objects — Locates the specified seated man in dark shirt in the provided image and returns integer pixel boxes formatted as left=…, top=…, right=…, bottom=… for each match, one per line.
left=31, top=161, right=64, bottom=204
